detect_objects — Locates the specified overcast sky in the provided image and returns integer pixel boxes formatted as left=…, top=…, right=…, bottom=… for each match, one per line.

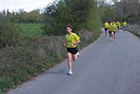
left=0, top=0, right=54, bottom=12
left=0, top=0, right=118, bottom=13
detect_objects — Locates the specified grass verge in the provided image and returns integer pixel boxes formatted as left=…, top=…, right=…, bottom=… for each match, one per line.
left=126, top=24, right=140, bottom=38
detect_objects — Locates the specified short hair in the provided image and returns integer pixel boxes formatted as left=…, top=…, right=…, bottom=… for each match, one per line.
left=66, top=25, right=72, bottom=29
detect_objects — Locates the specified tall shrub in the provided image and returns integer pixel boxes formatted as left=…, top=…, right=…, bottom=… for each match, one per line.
left=42, top=1, right=68, bottom=35
left=0, top=11, right=20, bottom=48
left=42, top=0, right=102, bottom=35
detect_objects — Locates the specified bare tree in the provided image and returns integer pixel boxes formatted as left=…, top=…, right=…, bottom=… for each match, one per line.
left=114, top=0, right=140, bottom=20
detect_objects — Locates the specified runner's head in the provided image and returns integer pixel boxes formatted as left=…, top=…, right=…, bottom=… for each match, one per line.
left=66, top=25, right=72, bottom=34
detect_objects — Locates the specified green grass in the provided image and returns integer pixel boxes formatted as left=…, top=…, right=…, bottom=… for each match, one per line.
left=126, top=24, right=140, bottom=38
left=19, top=23, right=43, bottom=38
left=127, top=29, right=140, bottom=37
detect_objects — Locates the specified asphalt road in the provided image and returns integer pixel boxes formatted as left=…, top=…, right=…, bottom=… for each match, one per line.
left=7, top=29, right=140, bottom=94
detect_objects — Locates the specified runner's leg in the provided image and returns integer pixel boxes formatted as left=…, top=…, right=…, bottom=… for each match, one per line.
left=106, top=30, right=108, bottom=37
left=112, top=31, right=114, bottom=39
left=72, top=53, right=78, bottom=62
left=114, top=32, right=116, bottom=40
left=109, top=31, right=111, bottom=40
left=123, top=27, right=125, bottom=32
left=67, top=52, right=72, bottom=71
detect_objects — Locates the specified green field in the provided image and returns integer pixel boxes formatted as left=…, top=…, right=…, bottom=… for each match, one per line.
left=19, top=23, right=43, bottom=37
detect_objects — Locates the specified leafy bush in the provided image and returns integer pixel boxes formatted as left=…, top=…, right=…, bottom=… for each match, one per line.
left=0, top=12, right=21, bottom=48
left=126, top=24, right=140, bottom=37
left=42, top=0, right=101, bottom=35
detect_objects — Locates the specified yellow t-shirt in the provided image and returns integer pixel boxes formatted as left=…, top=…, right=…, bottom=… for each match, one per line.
left=112, top=24, right=117, bottom=31
left=123, top=22, right=127, bottom=26
left=104, top=23, right=109, bottom=28
left=116, top=22, right=120, bottom=26
left=115, top=22, right=117, bottom=26
left=65, top=33, right=80, bottom=48
left=108, top=25, right=112, bottom=31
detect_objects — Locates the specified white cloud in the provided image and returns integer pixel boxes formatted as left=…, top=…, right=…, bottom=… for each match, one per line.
left=33, top=1, right=53, bottom=12
left=0, top=0, right=54, bottom=12
left=105, top=0, right=112, bottom=3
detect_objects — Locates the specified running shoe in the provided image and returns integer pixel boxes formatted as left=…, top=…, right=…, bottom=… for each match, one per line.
left=112, top=37, right=114, bottom=40
left=77, top=52, right=80, bottom=57
left=68, top=70, right=73, bottom=75
left=110, top=38, right=111, bottom=40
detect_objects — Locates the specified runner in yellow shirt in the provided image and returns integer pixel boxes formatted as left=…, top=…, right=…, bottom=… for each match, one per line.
left=104, top=21, right=109, bottom=37
left=123, top=21, right=127, bottom=32
left=63, top=25, right=80, bottom=75
left=111, top=21, right=113, bottom=26
left=108, top=22, right=113, bottom=40
left=112, top=22, right=117, bottom=41
left=116, top=20, right=120, bottom=32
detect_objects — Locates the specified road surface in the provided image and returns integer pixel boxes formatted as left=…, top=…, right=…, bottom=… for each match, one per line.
left=7, top=29, right=140, bottom=94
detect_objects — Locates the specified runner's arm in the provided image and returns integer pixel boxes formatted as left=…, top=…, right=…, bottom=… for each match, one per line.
left=71, top=40, right=80, bottom=47
left=73, top=40, right=80, bottom=45
left=63, top=42, right=67, bottom=47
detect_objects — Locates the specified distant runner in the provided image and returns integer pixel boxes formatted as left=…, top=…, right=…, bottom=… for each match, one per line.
left=112, top=22, right=117, bottom=41
left=63, top=25, right=80, bottom=75
left=123, top=21, right=127, bottom=33
left=108, top=22, right=113, bottom=40
left=116, top=20, right=120, bottom=32
left=104, top=21, right=109, bottom=37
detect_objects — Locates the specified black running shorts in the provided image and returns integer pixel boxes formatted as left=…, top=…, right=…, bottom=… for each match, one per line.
left=109, top=31, right=112, bottom=34
left=105, top=28, right=108, bottom=31
left=67, top=47, right=78, bottom=54
left=113, top=31, right=116, bottom=33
